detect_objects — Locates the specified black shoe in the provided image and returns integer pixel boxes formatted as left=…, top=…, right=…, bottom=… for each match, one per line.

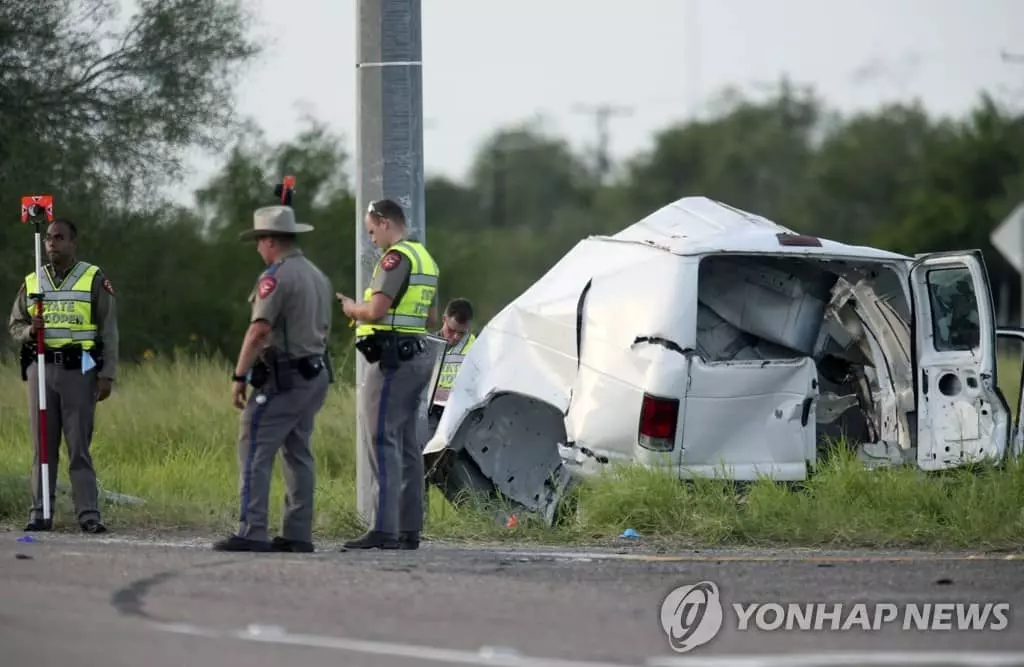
left=24, top=518, right=52, bottom=531
left=80, top=519, right=107, bottom=534
left=271, top=536, right=315, bottom=553
left=399, top=531, right=420, bottom=550
left=212, top=535, right=271, bottom=552
left=341, top=530, right=400, bottom=550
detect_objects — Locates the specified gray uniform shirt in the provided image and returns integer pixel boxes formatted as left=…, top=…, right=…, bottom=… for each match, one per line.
left=249, top=248, right=333, bottom=358
left=370, top=249, right=413, bottom=301
left=7, top=262, right=120, bottom=380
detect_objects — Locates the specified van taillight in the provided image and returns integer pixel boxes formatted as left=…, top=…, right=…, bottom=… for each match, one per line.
left=638, top=393, right=679, bottom=452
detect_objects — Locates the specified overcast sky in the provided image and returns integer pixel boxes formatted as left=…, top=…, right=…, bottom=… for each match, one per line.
left=161, top=0, right=1024, bottom=205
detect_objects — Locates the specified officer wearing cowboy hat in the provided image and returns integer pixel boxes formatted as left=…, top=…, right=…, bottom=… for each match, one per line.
left=213, top=205, right=335, bottom=553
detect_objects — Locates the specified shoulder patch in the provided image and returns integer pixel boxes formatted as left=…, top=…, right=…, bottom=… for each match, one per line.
left=102, top=278, right=115, bottom=296
left=257, top=275, right=278, bottom=299
left=381, top=251, right=402, bottom=271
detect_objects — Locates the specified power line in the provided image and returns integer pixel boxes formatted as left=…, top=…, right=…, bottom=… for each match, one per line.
left=572, top=103, right=632, bottom=183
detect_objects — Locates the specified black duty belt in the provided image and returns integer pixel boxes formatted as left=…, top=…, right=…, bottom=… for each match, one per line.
left=44, top=347, right=84, bottom=368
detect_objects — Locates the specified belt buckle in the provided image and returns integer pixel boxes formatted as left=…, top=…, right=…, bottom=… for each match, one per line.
left=52, top=350, right=63, bottom=366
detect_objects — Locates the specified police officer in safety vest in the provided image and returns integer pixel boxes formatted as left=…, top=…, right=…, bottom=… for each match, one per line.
left=429, top=298, right=476, bottom=428
left=6, top=217, right=119, bottom=534
left=336, top=198, right=440, bottom=551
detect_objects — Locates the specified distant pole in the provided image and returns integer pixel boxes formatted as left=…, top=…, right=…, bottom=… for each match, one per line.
left=572, top=103, right=632, bottom=184
left=354, top=0, right=425, bottom=527
left=685, top=0, right=701, bottom=119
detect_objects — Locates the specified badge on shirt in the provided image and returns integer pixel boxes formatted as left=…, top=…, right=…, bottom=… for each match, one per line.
left=381, top=251, right=401, bottom=271
left=258, top=276, right=277, bottom=299
left=102, top=278, right=115, bottom=295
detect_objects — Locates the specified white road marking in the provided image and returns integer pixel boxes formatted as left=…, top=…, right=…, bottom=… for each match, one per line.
left=148, top=622, right=1024, bottom=667
left=151, top=621, right=636, bottom=666
left=647, top=652, right=1024, bottom=666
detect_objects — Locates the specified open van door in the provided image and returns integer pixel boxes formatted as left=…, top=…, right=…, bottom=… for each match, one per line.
left=995, top=327, right=1024, bottom=459
left=909, top=250, right=1010, bottom=470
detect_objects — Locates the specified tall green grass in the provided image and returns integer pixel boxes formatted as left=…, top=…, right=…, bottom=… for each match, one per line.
left=0, top=352, right=1022, bottom=550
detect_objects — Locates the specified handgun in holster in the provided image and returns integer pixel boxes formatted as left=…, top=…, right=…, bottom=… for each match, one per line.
left=355, top=336, right=382, bottom=364
left=19, top=342, right=32, bottom=381
left=378, top=335, right=401, bottom=370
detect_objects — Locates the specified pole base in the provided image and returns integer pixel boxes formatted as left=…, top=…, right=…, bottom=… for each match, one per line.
left=41, top=463, right=51, bottom=520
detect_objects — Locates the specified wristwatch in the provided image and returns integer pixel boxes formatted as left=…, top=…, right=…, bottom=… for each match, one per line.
left=232, top=373, right=247, bottom=382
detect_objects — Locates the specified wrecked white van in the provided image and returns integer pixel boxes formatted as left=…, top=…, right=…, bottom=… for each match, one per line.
left=422, top=196, right=1024, bottom=524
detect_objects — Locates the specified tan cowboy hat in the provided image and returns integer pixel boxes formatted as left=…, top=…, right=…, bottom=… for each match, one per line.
left=238, top=205, right=314, bottom=241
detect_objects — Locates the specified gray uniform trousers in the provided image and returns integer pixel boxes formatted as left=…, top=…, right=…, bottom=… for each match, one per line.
left=236, top=367, right=330, bottom=543
left=27, top=361, right=101, bottom=522
left=359, top=343, right=435, bottom=536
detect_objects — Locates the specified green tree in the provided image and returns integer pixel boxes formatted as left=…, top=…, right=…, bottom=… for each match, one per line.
left=621, top=77, right=824, bottom=229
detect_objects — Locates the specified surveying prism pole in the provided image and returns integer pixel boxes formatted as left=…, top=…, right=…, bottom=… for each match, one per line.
left=355, top=0, right=426, bottom=526
left=20, top=195, right=55, bottom=521
left=274, top=175, right=296, bottom=206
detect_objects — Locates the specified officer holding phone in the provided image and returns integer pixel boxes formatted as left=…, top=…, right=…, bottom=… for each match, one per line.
left=336, top=198, right=440, bottom=551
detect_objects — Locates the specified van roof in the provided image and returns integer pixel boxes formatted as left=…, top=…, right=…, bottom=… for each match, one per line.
left=588, top=196, right=913, bottom=263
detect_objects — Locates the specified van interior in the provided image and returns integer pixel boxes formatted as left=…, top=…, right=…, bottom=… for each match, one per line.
left=694, top=251, right=922, bottom=455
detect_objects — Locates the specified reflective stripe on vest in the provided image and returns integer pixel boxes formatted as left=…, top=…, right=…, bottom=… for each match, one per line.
left=355, top=240, right=439, bottom=337
left=23, top=261, right=99, bottom=350
left=436, top=332, right=476, bottom=390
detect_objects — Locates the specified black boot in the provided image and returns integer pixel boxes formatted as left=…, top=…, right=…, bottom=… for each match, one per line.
left=341, top=530, right=400, bottom=550
left=212, top=534, right=271, bottom=552
left=271, top=536, right=315, bottom=553
left=80, top=519, right=107, bottom=534
left=399, top=531, right=420, bottom=550
left=24, top=518, right=52, bottom=531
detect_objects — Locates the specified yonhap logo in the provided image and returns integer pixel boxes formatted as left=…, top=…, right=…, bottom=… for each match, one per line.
left=659, top=581, right=724, bottom=653
left=658, top=580, right=1013, bottom=654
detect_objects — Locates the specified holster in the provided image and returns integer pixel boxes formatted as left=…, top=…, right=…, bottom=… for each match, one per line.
left=378, top=335, right=400, bottom=371
left=357, top=333, right=423, bottom=371
left=250, top=359, right=271, bottom=389
left=19, top=343, right=31, bottom=381
left=251, top=350, right=325, bottom=393
left=355, top=337, right=382, bottom=364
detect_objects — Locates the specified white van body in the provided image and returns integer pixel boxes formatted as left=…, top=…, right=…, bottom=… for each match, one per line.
left=423, top=196, right=1022, bottom=524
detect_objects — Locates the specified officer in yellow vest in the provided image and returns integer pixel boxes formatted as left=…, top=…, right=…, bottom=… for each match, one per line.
left=428, top=298, right=477, bottom=429
left=336, top=198, right=439, bottom=550
left=6, top=218, right=119, bottom=534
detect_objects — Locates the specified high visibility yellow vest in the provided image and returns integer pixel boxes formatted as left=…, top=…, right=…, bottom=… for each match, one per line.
left=355, top=239, right=439, bottom=337
left=436, top=332, right=476, bottom=390
left=23, top=261, right=100, bottom=350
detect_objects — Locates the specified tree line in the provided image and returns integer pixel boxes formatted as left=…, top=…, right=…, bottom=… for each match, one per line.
left=3, top=0, right=1024, bottom=372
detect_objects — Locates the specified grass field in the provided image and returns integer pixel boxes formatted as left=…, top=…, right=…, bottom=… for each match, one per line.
left=1, top=351, right=1023, bottom=550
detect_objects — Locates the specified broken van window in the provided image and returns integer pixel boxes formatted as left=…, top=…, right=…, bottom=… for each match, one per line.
left=926, top=267, right=980, bottom=351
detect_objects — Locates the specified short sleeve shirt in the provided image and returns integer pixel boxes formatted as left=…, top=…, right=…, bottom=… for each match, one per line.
left=369, top=249, right=412, bottom=300
left=249, top=250, right=333, bottom=357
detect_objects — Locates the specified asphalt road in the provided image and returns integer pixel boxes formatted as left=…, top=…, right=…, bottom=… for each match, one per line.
left=2, top=531, right=1024, bottom=667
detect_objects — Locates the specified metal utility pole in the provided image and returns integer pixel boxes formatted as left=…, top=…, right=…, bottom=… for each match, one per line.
left=572, top=103, right=632, bottom=183
left=355, top=0, right=425, bottom=527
